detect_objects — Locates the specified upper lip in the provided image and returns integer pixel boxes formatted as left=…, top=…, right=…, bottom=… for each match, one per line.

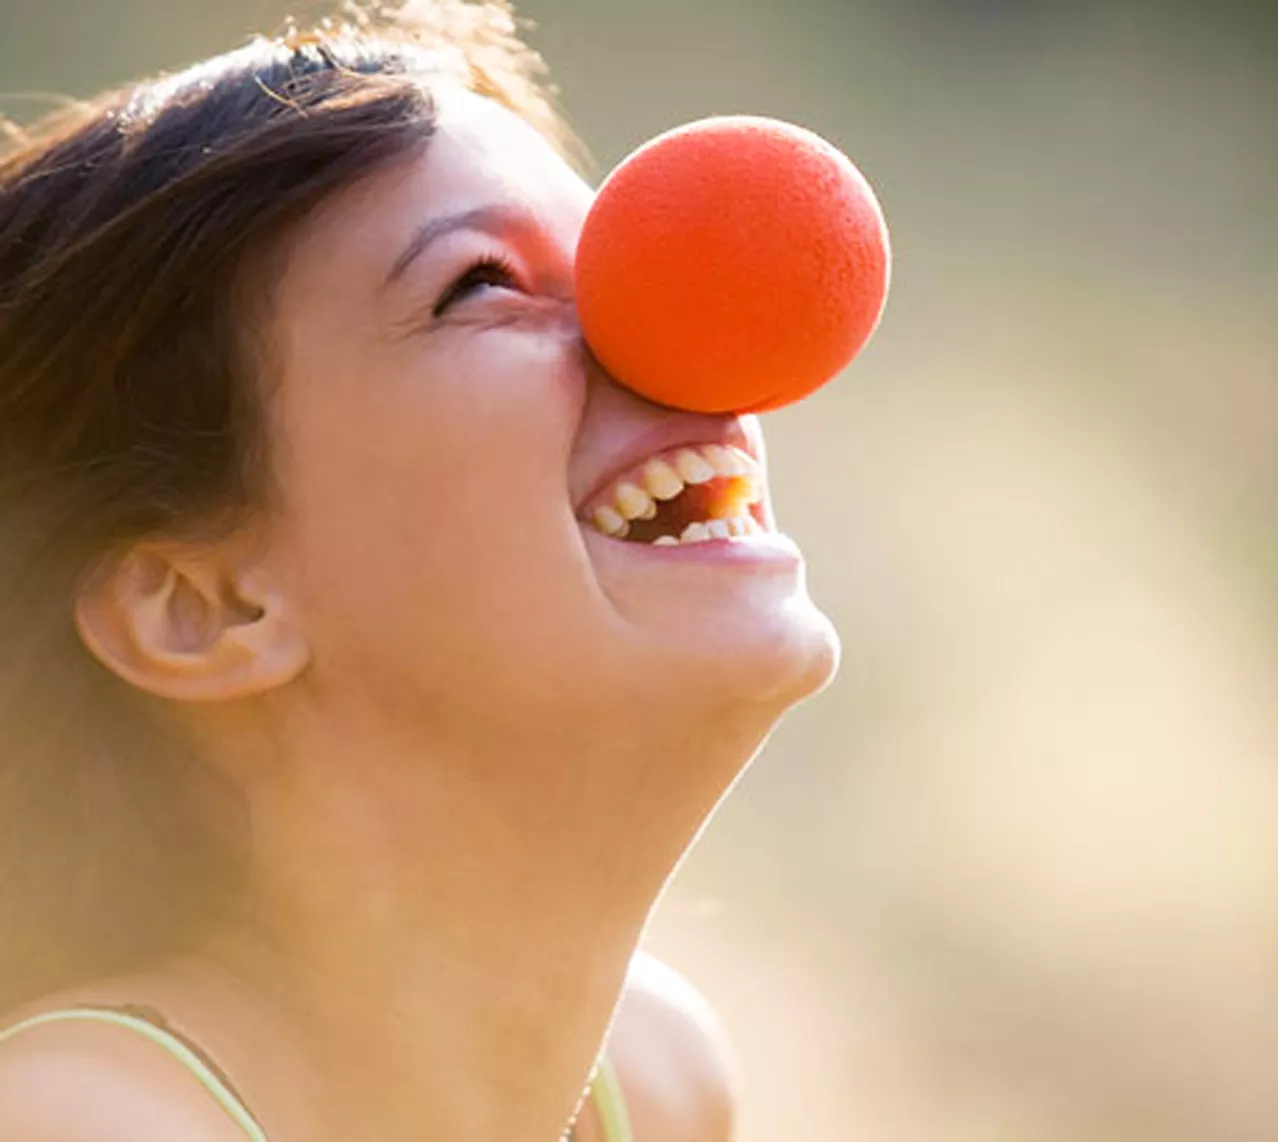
left=574, top=415, right=756, bottom=516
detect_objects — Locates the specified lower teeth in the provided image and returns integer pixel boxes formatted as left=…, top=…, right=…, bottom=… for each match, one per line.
left=651, top=516, right=760, bottom=545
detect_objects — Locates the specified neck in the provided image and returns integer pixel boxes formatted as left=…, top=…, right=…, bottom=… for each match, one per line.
left=184, top=706, right=771, bottom=1142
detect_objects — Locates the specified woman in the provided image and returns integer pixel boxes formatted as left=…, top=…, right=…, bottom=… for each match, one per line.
left=0, top=3, right=839, bottom=1140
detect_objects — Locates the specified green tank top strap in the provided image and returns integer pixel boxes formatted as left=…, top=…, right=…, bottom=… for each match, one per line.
left=0, top=1007, right=269, bottom=1142
left=590, top=1051, right=636, bottom=1142
left=0, top=1006, right=635, bottom=1142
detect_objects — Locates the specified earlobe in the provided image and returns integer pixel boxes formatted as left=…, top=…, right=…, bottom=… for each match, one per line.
left=74, top=546, right=309, bottom=703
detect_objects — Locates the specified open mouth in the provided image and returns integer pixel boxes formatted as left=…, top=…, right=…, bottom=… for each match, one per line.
left=580, top=443, right=767, bottom=546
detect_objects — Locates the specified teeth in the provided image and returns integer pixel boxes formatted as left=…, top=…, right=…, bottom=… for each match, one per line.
left=702, top=444, right=752, bottom=477
left=588, top=443, right=768, bottom=540
left=680, top=521, right=712, bottom=543
left=593, top=505, right=629, bottom=538
left=615, top=511, right=765, bottom=546
left=642, top=458, right=684, bottom=501
left=614, top=481, right=657, bottom=521
left=673, top=449, right=715, bottom=485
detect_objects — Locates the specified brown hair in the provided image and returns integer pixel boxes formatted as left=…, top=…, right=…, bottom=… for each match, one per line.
left=0, top=1, right=571, bottom=1016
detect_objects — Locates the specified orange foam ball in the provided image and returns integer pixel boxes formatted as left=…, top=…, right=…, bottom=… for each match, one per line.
left=576, top=116, right=891, bottom=414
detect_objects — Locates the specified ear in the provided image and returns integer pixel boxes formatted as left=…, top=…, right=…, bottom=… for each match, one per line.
left=74, top=542, right=310, bottom=703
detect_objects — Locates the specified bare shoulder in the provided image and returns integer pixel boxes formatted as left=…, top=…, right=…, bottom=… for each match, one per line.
left=0, top=1015, right=245, bottom=1142
left=593, top=952, right=738, bottom=1142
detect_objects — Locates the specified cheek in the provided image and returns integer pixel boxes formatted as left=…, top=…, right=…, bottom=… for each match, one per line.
left=268, top=326, right=591, bottom=683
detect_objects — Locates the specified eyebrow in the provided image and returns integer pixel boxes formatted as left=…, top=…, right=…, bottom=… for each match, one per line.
left=382, top=204, right=535, bottom=290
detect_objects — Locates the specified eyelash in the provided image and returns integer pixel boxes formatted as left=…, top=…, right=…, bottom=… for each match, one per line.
left=432, top=254, right=522, bottom=317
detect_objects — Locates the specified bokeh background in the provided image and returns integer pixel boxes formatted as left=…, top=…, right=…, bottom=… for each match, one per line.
left=2, top=0, right=1277, bottom=1137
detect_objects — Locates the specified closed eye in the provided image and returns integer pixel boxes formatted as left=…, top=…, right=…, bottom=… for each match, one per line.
left=432, top=255, right=522, bottom=317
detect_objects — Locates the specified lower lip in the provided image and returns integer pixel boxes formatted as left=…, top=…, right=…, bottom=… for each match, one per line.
left=596, top=530, right=804, bottom=568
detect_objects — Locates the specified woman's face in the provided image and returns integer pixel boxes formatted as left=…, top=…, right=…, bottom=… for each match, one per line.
left=260, top=86, right=839, bottom=763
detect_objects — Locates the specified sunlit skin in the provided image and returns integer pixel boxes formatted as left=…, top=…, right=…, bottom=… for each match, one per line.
left=0, top=86, right=838, bottom=1142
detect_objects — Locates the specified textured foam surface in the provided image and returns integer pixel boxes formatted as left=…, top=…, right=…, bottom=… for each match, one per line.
left=576, top=116, right=891, bottom=414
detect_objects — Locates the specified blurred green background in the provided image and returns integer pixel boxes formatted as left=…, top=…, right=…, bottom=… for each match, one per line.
left=3, top=0, right=1277, bottom=1138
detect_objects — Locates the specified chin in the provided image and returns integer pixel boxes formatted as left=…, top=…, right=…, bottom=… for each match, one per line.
left=674, top=591, right=842, bottom=714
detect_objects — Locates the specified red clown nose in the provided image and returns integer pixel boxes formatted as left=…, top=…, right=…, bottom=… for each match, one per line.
left=575, top=116, right=891, bottom=414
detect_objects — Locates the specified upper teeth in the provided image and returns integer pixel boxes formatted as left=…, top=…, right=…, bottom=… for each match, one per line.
left=615, top=481, right=657, bottom=520
left=673, top=449, right=715, bottom=485
left=643, top=458, right=684, bottom=500
left=588, top=442, right=764, bottom=544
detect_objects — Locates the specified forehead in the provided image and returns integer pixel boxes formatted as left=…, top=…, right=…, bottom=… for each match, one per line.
left=278, top=87, right=592, bottom=290
left=432, top=85, right=588, bottom=220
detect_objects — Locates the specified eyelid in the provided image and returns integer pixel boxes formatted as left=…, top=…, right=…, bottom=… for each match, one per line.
left=386, top=233, right=567, bottom=339
left=433, top=251, right=525, bottom=316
